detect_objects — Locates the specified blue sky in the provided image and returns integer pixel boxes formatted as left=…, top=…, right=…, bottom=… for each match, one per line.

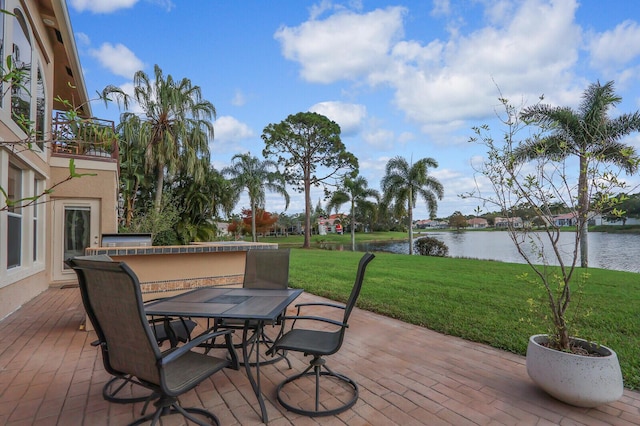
left=67, top=0, right=640, bottom=219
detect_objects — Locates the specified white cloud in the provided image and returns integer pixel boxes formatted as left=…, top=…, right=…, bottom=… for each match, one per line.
left=390, top=0, right=582, bottom=129
left=275, top=6, right=406, bottom=83
left=308, top=101, right=366, bottom=135
left=213, top=116, right=255, bottom=143
left=398, top=131, right=414, bottom=143
left=355, top=156, right=387, bottom=189
left=231, top=90, right=246, bottom=107
left=430, top=0, right=451, bottom=18
left=70, top=0, right=174, bottom=13
left=89, top=43, right=145, bottom=79
left=589, top=21, right=640, bottom=71
left=148, top=0, right=175, bottom=11
left=362, top=127, right=395, bottom=150
left=75, top=32, right=91, bottom=46
left=428, top=167, right=479, bottom=217
left=277, top=0, right=588, bottom=138
left=70, top=0, right=139, bottom=14
left=110, top=82, right=145, bottom=115
left=308, top=0, right=337, bottom=20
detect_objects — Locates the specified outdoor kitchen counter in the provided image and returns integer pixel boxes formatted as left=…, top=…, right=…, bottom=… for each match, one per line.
left=85, top=242, right=277, bottom=294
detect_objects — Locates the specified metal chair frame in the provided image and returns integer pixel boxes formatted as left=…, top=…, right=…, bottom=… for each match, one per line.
left=216, top=249, right=292, bottom=367
left=268, top=252, right=375, bottom=417
left=67, top=256, right=238, bottom=426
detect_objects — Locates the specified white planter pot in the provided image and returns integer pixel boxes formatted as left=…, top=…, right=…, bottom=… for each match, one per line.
left=526, top=334, right=623, bottom=407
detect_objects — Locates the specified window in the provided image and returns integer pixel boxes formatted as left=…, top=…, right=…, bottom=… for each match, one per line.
left=11, top=8, right=32, bottom=130
left=7, top=164, right=22, bottom=268
left=35, top=65, right=45, bottom=150
left=32, top=177, right=43, bottom=262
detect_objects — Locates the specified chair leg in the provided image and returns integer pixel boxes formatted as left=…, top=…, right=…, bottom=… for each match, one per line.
left=128, top=395, right=220, bottom=426
left=223, top=325, right=291, bottom=368
left=102, top=375, right=155, bottom=405
left=243, top=328, right=291, bottom=368
left=275, top=355, right=359, bottom=417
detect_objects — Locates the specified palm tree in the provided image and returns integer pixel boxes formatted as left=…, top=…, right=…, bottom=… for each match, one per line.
left=381, top=156, right=443, bottom=255
left=223, top=153, right=289, bottom=242
left=121, top=64, right=216, bottom=212
left=117, top=114, right=151, bottom=227
left=327, top=175, right=380, bottom=250
left=516, top=80, right=640, bottom=267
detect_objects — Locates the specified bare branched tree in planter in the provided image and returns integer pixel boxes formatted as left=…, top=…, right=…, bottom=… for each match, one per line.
left=465, top=86, right=639, bottom=351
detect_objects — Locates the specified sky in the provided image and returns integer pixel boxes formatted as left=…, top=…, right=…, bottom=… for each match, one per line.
left=67, top=0, right=640, bottom=220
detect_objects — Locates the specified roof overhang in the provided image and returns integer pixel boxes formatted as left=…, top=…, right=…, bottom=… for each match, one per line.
left=36, top=0, right=91, bottom=117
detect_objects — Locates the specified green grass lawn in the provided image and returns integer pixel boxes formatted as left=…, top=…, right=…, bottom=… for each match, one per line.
left=287, top=249, right=640, bottom=391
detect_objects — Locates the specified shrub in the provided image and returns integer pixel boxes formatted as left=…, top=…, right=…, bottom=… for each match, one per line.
left=414, top=236, right=449, bottom=257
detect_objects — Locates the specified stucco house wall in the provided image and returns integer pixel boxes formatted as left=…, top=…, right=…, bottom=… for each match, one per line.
left=0, top=0, right=118, bottom=320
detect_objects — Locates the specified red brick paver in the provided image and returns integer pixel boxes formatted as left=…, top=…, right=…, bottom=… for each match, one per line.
left=1, top=287, right=639, bottom=425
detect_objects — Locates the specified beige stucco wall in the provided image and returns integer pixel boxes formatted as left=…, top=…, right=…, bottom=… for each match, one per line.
left=1, top=0, right=103, bottom=320
left=111, top=252, right=246, bottom=286
left=48, top=158, right=119, bottom=234
left=0, top=270, right=48, bottom=321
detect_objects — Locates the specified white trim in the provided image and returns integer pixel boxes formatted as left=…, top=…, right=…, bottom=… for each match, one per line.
left=51, top=198, right=100, bottom=281
left=0, top=158, right=45, bottom=288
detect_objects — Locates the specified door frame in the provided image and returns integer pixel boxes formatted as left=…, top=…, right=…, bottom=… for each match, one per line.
left=52, top=198, right=101, bottom=281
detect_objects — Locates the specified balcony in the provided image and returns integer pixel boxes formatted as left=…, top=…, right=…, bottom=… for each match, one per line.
left=51, top=112, right=119, bottom=160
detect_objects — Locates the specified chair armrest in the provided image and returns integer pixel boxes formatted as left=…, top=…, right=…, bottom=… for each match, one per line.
left=160, top=328, right=236, bottom=366
left=282, top=315, right=347, bottom=328
left=295, top=301, right=346, bottom=310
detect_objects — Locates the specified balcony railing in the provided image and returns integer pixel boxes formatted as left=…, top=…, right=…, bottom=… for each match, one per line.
left=51, top=112, right=119, bottom=160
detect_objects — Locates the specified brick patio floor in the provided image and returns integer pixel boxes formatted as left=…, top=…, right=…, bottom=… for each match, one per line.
left=1, top=286, right=639, bottom=425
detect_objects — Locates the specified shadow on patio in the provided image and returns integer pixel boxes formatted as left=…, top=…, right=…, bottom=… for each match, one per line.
left=1, top=286, right=639, bottom=425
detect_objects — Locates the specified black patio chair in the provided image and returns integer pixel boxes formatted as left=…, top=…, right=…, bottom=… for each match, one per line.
left=67, top=255, right=197, bottom=404
left=216, top=248, right=291, bottom=367
left=67, top=256, right=238, bottom=426
left=146, top=306, right=197, bottom=348
left=268, top=252, right=375, bottom=417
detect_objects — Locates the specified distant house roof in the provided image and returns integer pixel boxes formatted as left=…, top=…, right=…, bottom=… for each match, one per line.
left=554, top=212, right=578, bottom=220
left=318, top=214, right=346, bottom=225
left=494, top=217, right=523, bottom=227
left=468, top=218, right=488, bottom=226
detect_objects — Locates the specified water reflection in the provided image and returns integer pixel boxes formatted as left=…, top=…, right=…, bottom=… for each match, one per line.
left=321, top=231, right=640, bottom=273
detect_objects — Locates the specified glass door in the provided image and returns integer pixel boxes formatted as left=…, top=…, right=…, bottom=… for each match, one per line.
left=53, top=199, right=100, bottom=281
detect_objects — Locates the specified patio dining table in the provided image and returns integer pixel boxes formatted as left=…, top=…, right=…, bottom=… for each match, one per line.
left=145, top=286, right=303, bottom=423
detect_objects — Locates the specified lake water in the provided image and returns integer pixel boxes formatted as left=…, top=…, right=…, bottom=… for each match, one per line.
left=321, top=231, right=640, bottom=273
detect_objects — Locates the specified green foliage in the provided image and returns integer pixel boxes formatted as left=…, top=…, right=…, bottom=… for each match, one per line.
left=109, top=64, right=215, bottom=212
left=326, top=175, right=380, bottom=250
left=448, top=211, right=468, bottom=229
left=222, top=153, right=289, bottom=242
left=119, top=195, right=181, bottom=245
left=171, top=161, right=230, bottom=243
left=414, top=236, right=449, bottom=257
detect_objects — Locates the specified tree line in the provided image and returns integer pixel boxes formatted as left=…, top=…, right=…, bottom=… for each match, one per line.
left=102, top=67, right=640, bottom=265
left=111, top=65, right=444, bottom=252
